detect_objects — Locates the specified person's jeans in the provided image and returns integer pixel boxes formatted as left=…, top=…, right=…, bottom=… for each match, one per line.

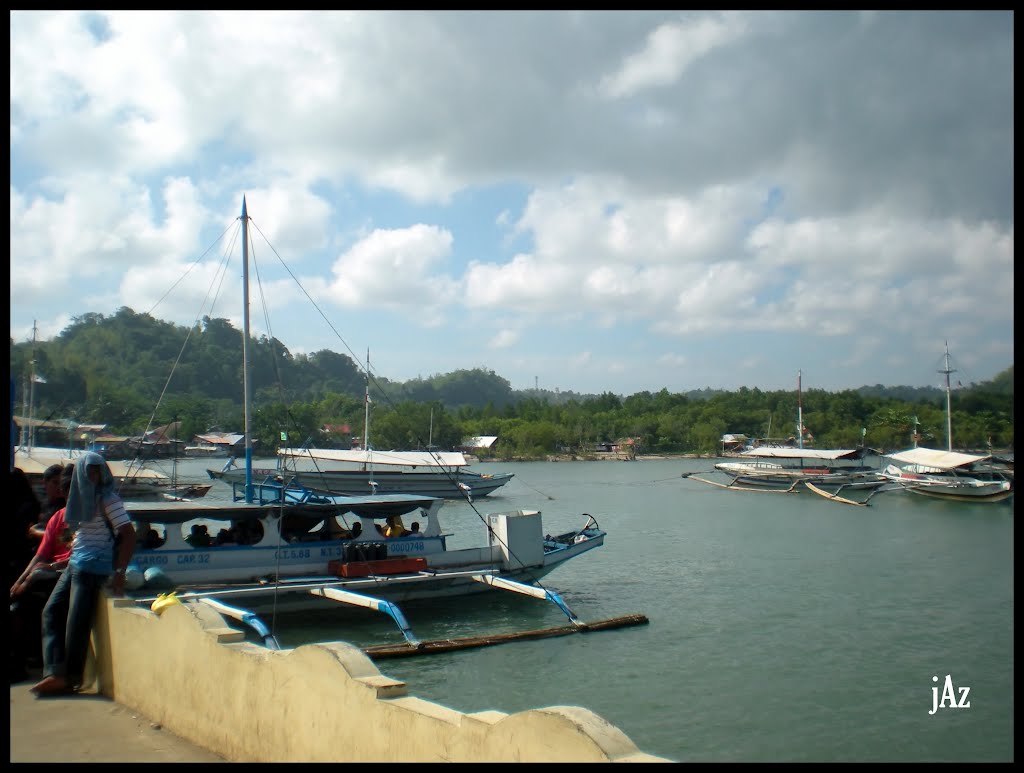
left=41, top=565, right=109, bottom=687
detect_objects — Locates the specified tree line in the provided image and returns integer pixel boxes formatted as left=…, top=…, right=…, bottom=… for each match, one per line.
left=10, top=307, right=1014, bottom=458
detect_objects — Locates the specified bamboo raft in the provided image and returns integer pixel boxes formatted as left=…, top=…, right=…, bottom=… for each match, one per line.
left=361, top=613, right=650, bottom=659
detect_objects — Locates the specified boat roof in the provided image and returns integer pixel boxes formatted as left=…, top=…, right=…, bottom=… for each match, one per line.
left=886, top=447, right=991, bottom=470
left=122, top=492, right=439, bottom=524
left=278, top=447, right=468, bottom=467
left=739, top=447, right=865, bottom=461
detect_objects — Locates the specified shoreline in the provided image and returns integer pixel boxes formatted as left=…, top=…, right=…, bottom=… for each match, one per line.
left=479, top=453, right=718, bottom=463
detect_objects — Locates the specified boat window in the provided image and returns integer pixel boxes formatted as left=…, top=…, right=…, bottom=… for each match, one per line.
left=235, top=519, right=264, bottom=545
left=213, top=524, right=239, bottom=545
left=137, top=523, right=165, bottom=549
left=325, top=516, right=355, bottom=540
left=282, top=513, right=323, bottom=543
left=184, top=523, right=212, bottom=547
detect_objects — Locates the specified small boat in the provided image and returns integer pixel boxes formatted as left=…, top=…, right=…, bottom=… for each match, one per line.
left=161, top=482, right=214, bottom=501
left=879, top=343, right=1013, bottom=504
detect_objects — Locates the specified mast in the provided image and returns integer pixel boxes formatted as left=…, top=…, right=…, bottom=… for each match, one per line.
left=796, top=369, right=804, bottom=450
left=363, top=349, right=377, bottom=491
left=940, top=341, right=956, bottom=452
left=241, top=197, right=254, bottom=503
left=26, top=321, right=38, bottom=451
left=19, top=374, right=28, bottom=449
left=362, top=349, right=371, bottom=455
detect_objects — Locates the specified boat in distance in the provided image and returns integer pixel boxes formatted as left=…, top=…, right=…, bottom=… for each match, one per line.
left=878, top=343, right=1013, bottom=504
left=207, top=448, right=515, bottom=499
left=879, top=447, right=1013, bottom=502
left=712, top=446, right=885, bottom=489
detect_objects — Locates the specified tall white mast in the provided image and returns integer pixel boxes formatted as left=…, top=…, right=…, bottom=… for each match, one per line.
left=940, top=341, right=956, bottom=452
left=363, top=349, right=377, bottom=491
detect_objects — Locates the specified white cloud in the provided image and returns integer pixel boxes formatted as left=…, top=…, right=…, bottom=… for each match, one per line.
left=599, top=13, right=749, bottom=98
left=9, top=11, right=1013, bottom=395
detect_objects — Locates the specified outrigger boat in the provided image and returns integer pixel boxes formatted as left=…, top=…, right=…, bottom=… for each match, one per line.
left=122, top=197, right=643, bottom=653
left=685, top=448, right=886, bottom=507
left=123, top=477, right=615, bottom=650
left=712, top=446, right=884, bottom=488
left=685, top=371, right=886, bottom=506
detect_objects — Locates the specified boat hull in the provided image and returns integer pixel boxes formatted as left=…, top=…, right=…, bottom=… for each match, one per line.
left=713, top=461, right=885, bottom=490
left=901, top=481, right=1011, bottom=505
left=208, top=467, right=515, bottom=499
left=881, top=463, right=1014, bottom=503
left=130, top=534, right=604, bottom=614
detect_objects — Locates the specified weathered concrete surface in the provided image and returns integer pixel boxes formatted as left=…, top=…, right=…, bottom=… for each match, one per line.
left=11, top=593, right=670, bottom=763
left=9, top=680, right=225, bottom=762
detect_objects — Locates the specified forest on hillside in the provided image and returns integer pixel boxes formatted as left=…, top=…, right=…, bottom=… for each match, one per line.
left=10, top=307, right=1014, bottom=457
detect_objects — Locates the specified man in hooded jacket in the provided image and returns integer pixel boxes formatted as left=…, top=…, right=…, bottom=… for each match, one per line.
left=31, top=453, right=136, bottom=697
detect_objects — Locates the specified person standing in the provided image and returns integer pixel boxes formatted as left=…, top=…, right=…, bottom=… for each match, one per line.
left=31, top=453, right=137, bottom=697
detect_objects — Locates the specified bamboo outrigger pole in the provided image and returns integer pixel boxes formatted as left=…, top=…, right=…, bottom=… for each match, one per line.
left=362, top=613, right=650, bottom=660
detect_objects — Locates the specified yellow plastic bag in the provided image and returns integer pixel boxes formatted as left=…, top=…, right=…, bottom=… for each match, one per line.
left=151, top=592, right=181, bottom=615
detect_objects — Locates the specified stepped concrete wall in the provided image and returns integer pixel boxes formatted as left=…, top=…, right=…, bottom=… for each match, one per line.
left=90, top=594, right=670, bottom=762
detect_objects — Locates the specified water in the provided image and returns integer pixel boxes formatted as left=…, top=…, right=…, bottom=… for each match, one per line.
left=161, top=457, right=1014, bottom=762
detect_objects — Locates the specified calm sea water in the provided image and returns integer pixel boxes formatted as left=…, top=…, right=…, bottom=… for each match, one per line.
left=163, top=457, right=1014, bottom=762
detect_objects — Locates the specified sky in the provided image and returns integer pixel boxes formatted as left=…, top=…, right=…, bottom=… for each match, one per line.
left=10, top=11, right=1014, bottom=396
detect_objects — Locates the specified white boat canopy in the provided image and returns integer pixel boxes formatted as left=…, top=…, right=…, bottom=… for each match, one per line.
left=886, top=447, right=990, bottom=471
left=278, top=448, right=469, bottom=467
left=739, top=447, right=863, bottom=461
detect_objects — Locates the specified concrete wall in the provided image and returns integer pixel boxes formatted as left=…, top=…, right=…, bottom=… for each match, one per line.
left=91, top=594, right=670, bottom=762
